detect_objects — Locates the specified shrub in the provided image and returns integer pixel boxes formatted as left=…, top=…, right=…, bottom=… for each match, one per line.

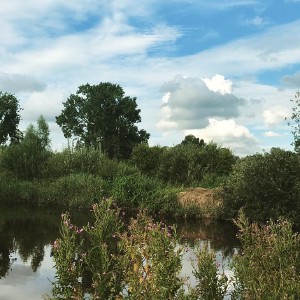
left=222, top=148, right=300, bottom=223
left=37, top=174, right=110, bottom=206
left=232, top=212, right=300, bottom=299
left=130, top=144, right=165, bottom=177
left=157, top=143, right=236, bottom=186
left=111, top=173, right=182, bottom=214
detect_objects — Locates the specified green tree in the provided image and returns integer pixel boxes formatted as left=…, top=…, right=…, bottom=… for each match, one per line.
left=56, top=82, right=150, bottom=159
left=1, top=115, right=51, bottom=179
left=289, top=91, right=300, bottom=152
left=0, top=92, right=22, bottom=145
left=180, top=134, right=205, bottom=147
left=36, top=115, right=51, bottom=150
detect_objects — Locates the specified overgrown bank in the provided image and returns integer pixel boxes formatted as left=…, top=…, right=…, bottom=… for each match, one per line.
left=0, top=138, right=237, bottom=219
left=0, top=142, right=299, bottom=223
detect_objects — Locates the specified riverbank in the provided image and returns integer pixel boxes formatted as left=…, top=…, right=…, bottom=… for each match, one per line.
left=0, top=169, right=224, bottom=220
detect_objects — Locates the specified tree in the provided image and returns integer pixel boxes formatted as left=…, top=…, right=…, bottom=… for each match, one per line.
left=56, top=82, right=150, bottom=159
left=0, top=92, right=22, bottom=145
left=289, top=91, right=300, bottom=152
left=36, top=115, right=51, bottom=150
left=180, top=134, right=205, bottom=147
left=1, top=116, right=51, bottom=179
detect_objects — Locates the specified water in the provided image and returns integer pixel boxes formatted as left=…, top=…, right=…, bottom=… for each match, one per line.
left=0, top=205, right=239, bottom=299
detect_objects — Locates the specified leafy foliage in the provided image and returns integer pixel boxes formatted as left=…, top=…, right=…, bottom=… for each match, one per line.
left=222, top=148, right=300, bottom=223
left=232, top=212, right=300, bottom=299
left=0, top=92, right=22, bottom=145
left=288, top=91, right=300, bottom=152
left=0, top=115, right=51, bottom=179
left=180, top=134, right=205, bottom=147
left=56, top=82, right=150, bottom=159
left=157, top=143, right=237, bottom=186
left=130, top=144, right=165, bottom=177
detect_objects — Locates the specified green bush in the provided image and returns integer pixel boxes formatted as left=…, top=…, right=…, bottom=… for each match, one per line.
left=222, top=148, right=300, bottom=222
left=43, top=149, right=119, bottom=179
left=111, top=173, right=181, bottom=214
left=130, top=144, right=165, bottom=177
left=232, top=212, right=300, bottom=299
left=0, top=171, right=37, bottom=204
left=37, top=174, right=110, bottom=206
left=157, top=143, right=236, bottom=186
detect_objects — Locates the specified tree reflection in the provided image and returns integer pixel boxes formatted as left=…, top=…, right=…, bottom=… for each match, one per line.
left=177, top=219, right=239, bottom=257
left=0, top=206, right=61, bottom=278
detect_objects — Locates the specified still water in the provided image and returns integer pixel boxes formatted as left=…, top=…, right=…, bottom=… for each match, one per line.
left=0, top=205, right=238, bottom=299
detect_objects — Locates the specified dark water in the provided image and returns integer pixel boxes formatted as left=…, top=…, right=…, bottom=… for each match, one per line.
left=0, top=206, right=239, bottom=299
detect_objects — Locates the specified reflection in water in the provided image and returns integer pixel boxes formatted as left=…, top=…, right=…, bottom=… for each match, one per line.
left=0, top=206, right=238, bottom=299
left=0, top=206, right=61, bottom=279
left=177, top=219, right=239, bottom=257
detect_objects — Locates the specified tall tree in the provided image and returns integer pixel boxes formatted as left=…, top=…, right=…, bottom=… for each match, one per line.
left=56, top=82, right=150, bottom=159
left=0, top=92, right=22, bottom=145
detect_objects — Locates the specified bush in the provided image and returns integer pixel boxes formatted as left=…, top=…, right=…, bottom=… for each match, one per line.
left=0, top=171, right=37, bottom=204
left=232, top=212, right=300, bottom=299
left=130, top=144, right=165, bottom=177
left=37, top=174, right=110, bottom=206
left=111, top=173, right=182, bottom=214
left=157, top=143, right=236, bottom=186
left=222, top=148, right=300, bottom=223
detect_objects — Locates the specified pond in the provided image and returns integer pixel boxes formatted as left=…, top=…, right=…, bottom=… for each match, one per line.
left=0, top=205, right=239, bottom=299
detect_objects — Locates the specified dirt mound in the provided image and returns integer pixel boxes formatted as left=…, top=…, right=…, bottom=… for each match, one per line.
left=178, top=187, right=222, bottom=208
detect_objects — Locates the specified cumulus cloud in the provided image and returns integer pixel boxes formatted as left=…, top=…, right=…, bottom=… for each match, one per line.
left=185, top=118, right=259, bottom=156
left=0, top=72, right=46, bottom=93
left=263, top=107, right=289, bottom=126
left=157, top=74, right=245, bottom=131
left=202, top=74, right=233, bottom=94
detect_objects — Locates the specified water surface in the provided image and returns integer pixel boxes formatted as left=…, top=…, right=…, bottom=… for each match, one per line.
left=0, top=205, right=238, bottom=299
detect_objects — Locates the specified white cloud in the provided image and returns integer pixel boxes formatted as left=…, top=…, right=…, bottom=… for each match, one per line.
left=263, top=131, right=282, bottom=137
left=263, top=107, right=290, bottom=126
left=185, top=118, right=259, bottom=156
left=0, top=1, right=298, bottom=154
left=202, top=74, right=233, bottom=94
left=157, top=74, right=245, bottom=131
left=21, top=89, right=65, bottom=122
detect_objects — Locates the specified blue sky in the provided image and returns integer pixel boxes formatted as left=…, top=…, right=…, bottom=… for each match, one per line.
left=1, top=0, right=300, bottom=156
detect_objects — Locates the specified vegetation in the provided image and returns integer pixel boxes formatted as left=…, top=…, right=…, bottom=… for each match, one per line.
left=49, top=202, right=300, bottom=299
left=222, top=148, right=300, bottom=224
left=288, top=91, right=300, bottom=152
left=56, top=82, right=150, bottom=159
left=0, top=92, right=22, bottom=145
left=231, top=212, right=300, bottom=299
left=0, top=87, right=299, bottom=223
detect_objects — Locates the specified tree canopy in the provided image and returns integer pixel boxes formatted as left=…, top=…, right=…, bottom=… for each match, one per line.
left=180, top=134, right=205, bottom=147
left=56, top=82, right=150, bottom=159
left=0, top=92, right=22, bottom=145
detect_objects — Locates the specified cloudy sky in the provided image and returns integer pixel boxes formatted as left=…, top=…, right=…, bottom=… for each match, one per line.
left=1, top=0, right=299, bottom=156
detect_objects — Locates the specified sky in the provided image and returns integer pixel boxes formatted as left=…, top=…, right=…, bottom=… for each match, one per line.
left=1, top=0, right=300, bottom=156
